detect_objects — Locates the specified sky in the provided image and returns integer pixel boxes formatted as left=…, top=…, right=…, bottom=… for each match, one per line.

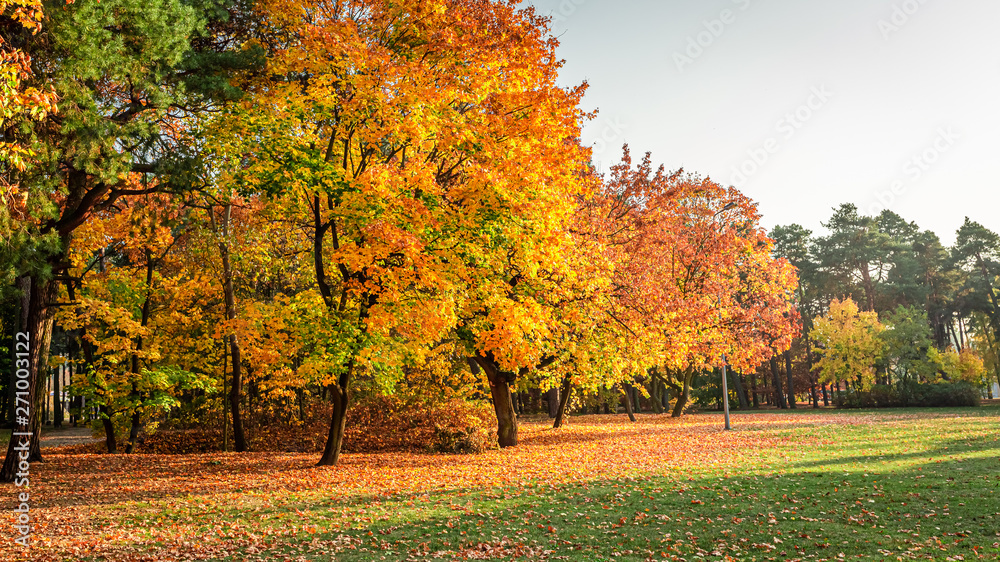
left=526, top=0, right=1000, bottom=245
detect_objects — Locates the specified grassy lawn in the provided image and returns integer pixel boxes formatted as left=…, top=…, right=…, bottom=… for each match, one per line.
left=5, top=407, right=999, bottom=561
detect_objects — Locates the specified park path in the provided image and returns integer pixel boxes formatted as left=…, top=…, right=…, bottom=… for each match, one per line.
left=39, top=425, right=102, bottom=449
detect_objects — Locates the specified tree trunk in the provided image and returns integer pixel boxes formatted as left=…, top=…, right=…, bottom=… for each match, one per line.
left=1, top=275, right=53, bottom=482
left=784, top=350, right=797, bottom=409
left=860, top=261, right=876, bottom=312
left=750, top=370, right=759, bottom=408
left=228, top=334, right=246, bottom=452
left=125, top=408, right=142, bottom=454
left=222, top=343, right=228, bottom=452
left=215, top=205, right=248, bottom=453
left=770, top=356, right=787, bottom=409
left=101, top=405, right=117, bottom=454
left=546, top=387, right=559, bottom=418
left=317, top=361, right=353, bottom=466
left=43, top=371, right=50, bottom=426
left=53, top=365, right=63, bottom=428
left=622, top=384, right=636, bottom=422
left=671, top=369, right=693, bottom=418
left=648, top=379, right=663, bottom=414
left=477, top=356, right=517, bottom=447
left=553, top=375, right=573, bottom=428
left=126, top=254, right=156, bottom=454
left=731, top=371, right=749, bottom=409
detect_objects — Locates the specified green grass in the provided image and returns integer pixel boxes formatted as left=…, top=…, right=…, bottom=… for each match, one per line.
left=87, top=406, right=1000, bottom=561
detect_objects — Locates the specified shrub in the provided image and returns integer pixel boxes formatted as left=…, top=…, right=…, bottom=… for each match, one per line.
left=909, top=382, right=981, bottom=407
left=834, top=382, right=980, bottom=409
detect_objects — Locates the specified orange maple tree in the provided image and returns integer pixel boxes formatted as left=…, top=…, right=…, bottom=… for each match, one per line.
left=223, top=0, right=590, bottom=462
left=590, top=147, right=800, bottom=416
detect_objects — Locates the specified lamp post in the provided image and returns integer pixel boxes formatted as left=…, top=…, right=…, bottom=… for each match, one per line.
left=714, top=202, right=736, bottom=431
left=718, top=293, right=731, bottom=431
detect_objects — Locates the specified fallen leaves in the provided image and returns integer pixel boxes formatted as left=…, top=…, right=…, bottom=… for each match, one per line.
left=3, top=410, right=999, bottom=561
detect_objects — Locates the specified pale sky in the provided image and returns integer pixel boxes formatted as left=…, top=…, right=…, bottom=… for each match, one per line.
left=527, top=0, right=1000, bottom=245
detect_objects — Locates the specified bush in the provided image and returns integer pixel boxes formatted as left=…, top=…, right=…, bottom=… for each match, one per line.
left=909, top=382, right=981, bottom=407
left=834, top=382, right=981, bottom=409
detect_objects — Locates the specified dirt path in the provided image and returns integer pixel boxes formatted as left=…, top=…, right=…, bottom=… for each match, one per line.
left=39, top=425, right=103, bottom=449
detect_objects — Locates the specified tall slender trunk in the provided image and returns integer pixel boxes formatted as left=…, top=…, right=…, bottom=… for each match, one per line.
left=671, top=368, right=694, bottom=418
left=553, top=375, right=573, bottom=428
left=317, top=360, right=353, bottom=466
left=750, top=370, right=759, bottom=408
left=770, top=356, right=787, bottom=409
left=784, top=349, right=797, bottom=409
left=43, top=373, right=49, bottom=426
left=2, top=275, right=55, bottom=482
left=53, top=365, right=63, bottom=428
left=222, top=343, right=228, bottom=452
left=622, top=384, right=636, bottom=422
left=126, top=253, right=155, bottom=454
left=213, top=204, right=248, bottom=452
left=731, top=371, right=749, bottom=409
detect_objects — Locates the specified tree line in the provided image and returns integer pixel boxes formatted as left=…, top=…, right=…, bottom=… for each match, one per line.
left=767, top=205, right=999, bottom=410
left=3, top=0, right=991, bottom=479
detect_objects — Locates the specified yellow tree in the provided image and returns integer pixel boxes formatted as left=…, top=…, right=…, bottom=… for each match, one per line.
left=60, top=192, right=213, bottom=452
left=811, top=297, right=885, bottom=391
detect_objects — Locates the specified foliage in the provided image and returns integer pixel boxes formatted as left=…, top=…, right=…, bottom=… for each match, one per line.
left=879, top=304, right=938, bottom=383
left=934, top=346, right=986, bottom=385
left=835, top=382, right=981, bottom=408
left=811, top=297, right=885, bottom=390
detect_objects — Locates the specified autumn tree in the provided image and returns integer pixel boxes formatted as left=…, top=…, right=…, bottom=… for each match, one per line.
left=0, top=0, right=261, bottom=480
left=600, top=162, right=798, bottom=418
left=59, top=193, right=215, bottom=452
left=811, top=297, right=885, bottom=392
left=951, top=219, right=1000, bottom=345
left=233, top=0, right=590, bottom=461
